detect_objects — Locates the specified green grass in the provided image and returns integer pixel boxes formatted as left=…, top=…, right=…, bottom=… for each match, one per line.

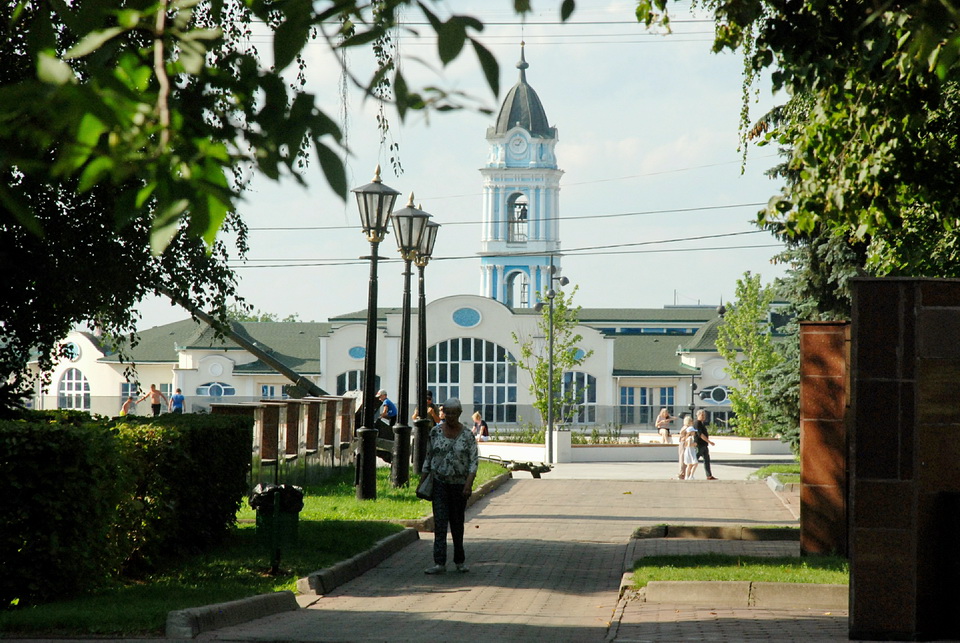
left=1, top=462, right=507, bottom=637
left=632, top=553, right=848, bottom=589
left=751, top=463, right=801, bottom=480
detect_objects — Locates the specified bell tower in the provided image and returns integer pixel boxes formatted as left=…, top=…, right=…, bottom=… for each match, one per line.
left=479, top=44, right=563, bottom=308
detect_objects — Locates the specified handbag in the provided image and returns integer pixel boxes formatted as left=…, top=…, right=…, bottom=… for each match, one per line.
left=416, top=471, right=435, bottom=500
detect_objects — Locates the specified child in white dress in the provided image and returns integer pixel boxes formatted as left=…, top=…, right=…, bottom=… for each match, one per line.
left=681, top=416, right=699, bottom=480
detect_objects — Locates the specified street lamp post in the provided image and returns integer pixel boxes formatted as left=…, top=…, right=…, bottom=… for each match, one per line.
left=351, top=166, right=400, bottom=500
left=389, top=195, right=431, bottom=488
left=414, top=221, right=440, bottom=474
left=534, top=256, right=569, bottom=464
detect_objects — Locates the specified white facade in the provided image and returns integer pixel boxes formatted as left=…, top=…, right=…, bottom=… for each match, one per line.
left=28, top=299, right=735, bottom=433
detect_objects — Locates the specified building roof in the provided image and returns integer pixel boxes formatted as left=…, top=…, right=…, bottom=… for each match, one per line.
left=682, top=317, right=723, bottom=352
left=611, top=335, right=692, bottom=376
left=101, top=319, right=331, bottom=374
left=578, top=307, right=719, bottom=324
left=492, top=45, right=554, bottom=138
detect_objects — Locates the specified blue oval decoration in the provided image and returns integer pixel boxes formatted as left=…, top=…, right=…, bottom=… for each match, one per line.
left=348, top=346, right=366, bottom=360
left=452, top=307, right=481, bottom=328
left=573, top=349, right=586, bottom=361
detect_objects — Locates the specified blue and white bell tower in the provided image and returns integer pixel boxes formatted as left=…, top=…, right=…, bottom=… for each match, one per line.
left=479, top=45, right=563, bottom=308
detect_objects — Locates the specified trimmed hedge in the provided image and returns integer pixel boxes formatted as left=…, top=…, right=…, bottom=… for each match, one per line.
left=113, top=414, right=252, bottom=574
left=0, top=417, right=126, bottom=608
left=0, top=411, right=252, bottom=608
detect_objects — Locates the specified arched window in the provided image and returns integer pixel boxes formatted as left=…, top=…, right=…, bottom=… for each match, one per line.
left=336, top=370, right=380, bottom=396
left=196, top=382, right=236, bottom=397
left=505, top=271, right=530, bottom=309
left=562, top=371, right=597, bottom=424
left=58, top=368, right=90, bottom=410
left=427, top=338, right=518, bottom=423
left=507, top=194, right=528, bottom=242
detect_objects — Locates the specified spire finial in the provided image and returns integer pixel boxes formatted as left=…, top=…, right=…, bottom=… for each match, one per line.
left=517, top=40, right=530, bottom=74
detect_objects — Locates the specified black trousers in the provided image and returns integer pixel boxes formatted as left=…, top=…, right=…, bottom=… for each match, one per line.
left=697, top=445, right=713, bottom=477
left=431, top=481, right=468, bottom=565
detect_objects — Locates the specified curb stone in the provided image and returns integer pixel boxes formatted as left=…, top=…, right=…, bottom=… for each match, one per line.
left=162, top=470, right=513, bottom=638
left=165, top=590, right=298, bottom=639
left=631, top=524, right=800, bottom=541
left=632, top=580, right=848, bottom=609
left=297, top=470, right=513, bottom=595
left=297, top=527, right=419, bottom=596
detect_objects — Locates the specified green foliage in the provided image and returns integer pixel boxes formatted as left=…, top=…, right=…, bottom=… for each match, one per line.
left=636, top=0, right=960, bottom=278
left=750, top=462, right=800, bottom=479
left=2, top=460, right=509, bottom=636
left=0, top=520, right=404, bottom=637
left=237, top=461, right=507, bottom=522
left=512, top=285, right=594, bottom=427
left=715, top=272, right=782, bottom=437
left=487, top=421, right=546, bottom=444
left=0, top=411, right=251, bottom=608
left=0, top=1, right=578, bottom=413
left=112, top=414, right=253, bottom=574
left=0, top=417, right=127, bottom=608
left=632, top=553, right=848, bottom=588
left=226, top=303, right=301, bottom=322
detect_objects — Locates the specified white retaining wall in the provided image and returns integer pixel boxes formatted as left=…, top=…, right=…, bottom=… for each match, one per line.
left=478, top=432, right=792, bottom=464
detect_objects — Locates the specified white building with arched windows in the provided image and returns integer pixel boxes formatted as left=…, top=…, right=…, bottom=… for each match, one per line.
left=27, top=47, right=743, bottom=433
left=28, top=296, right=736, bottom=434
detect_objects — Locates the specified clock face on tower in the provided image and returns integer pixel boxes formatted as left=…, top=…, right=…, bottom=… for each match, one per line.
left=508, top=135, right=528, bottom=156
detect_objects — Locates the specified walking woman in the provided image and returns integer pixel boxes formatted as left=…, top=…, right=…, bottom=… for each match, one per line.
left=421, top=398, right=479, bottom=574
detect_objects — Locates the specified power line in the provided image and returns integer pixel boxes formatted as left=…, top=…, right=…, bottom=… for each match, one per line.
left=232, top=229, right=775, bottom=268
left=248, top=201, right=768, bottom=232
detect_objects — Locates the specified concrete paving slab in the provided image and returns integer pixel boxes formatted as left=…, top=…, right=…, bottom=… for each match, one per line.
left=194, top=477, right=808, bottom=642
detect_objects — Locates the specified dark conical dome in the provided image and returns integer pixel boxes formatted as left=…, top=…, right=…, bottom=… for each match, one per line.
left=493, top=44, right=553, bottom=138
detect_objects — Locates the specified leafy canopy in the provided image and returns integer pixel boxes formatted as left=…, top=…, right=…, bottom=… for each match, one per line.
left=512, top=285, right=593, bottom=427
left=714, top=272, right=781, bottom=437
left=0, top=1, right=577, bottom=410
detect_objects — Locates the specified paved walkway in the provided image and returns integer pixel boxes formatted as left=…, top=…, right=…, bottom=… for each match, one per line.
left=197, top=471, right=852, bottom=642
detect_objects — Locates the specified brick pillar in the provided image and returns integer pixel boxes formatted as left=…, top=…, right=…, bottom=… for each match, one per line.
left=799, top=321, right=849, bottom=555
left=849, top=278, right=960, bottom=641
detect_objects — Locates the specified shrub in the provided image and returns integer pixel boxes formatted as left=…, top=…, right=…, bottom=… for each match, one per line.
left=0, top=411, right=253, bottom=607
left=112, top=414, right=252, bottom=575
left=0, top=416, right=126, bottom=608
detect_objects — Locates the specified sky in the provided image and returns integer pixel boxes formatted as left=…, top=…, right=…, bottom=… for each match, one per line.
left=137, top=1, right=789, bottom=329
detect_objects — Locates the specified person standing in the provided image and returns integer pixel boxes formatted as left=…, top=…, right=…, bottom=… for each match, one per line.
left=138, top=384, right=168, bottom=417
left=695, top=409, right=717, bottom=480
left=120, top=396, right=135, bottom=416
left=421, top=398, right=478, bottom=574
left=375, top=389, right=398, bottom=439
left=681, top=416, right=699, bottom=480
left=169, top=388, right=186, bottom=414
left=412, top=389, right=440, bottom=425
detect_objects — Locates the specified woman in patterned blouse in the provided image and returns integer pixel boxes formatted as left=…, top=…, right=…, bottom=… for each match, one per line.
left=421, top=398, right=479, bottom=574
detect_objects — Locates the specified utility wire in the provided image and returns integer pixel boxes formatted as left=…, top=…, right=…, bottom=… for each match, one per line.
left=232, top=230, right=775, bottom=268
left=248, top=201, right=768, bottom=232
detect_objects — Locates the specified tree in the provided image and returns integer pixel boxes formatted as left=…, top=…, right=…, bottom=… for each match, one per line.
left=512, top=286, right=593, bottom=428
left=636, top=0, right=960, bottom=273
left=0, top=1, right=576, bottom=412
left=226, top=304, right=301, bottom=323
left=714, top=272, right=781, bottom=437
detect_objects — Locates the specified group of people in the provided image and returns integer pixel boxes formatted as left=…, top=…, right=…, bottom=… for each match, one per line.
left=119, top=385, right=186, bottom=417
left=376, top=389, right=490, bottom=443
left=656, top=407, right=717, bottom=480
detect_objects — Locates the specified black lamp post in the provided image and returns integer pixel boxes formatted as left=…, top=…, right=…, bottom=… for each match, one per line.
left=351, top=166, right=400, bottom=500
left=389, top=195, right=431, bottom=487
left=534, top=255, right=569, bottom=464
left=413, top=220, right=440, bottom=474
